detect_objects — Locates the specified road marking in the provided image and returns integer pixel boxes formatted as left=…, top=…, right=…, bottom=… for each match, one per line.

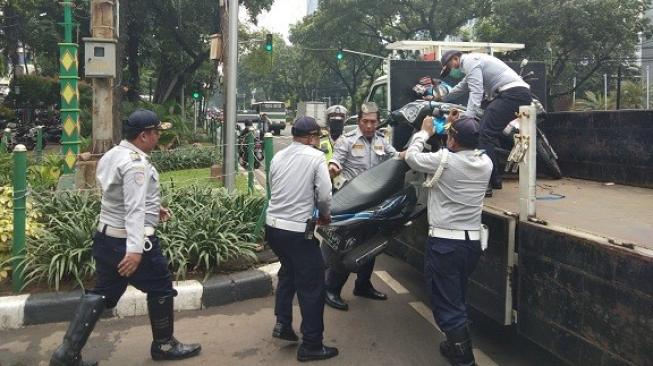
left=374, top=270, right=409, bottom=294
left=409, top=301, right=443, bottom=334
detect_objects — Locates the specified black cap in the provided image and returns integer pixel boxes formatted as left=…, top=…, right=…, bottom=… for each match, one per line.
left=440, top=50, right=462, bottom=78
left=124, top=109, right=171, bottom=133
left=292, top=116, right=320, bottom=137
left=448, top=116, right=480, bottom=148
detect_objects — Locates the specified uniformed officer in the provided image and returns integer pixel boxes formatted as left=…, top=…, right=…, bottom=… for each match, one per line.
left=402, top=115, right=492, bottom=366
left=266, top=116, right=339, bottom=362
left=318, top=105, right=348, bottom=161
left=437, top=50, right=531, bottom=196
left=325, top=102, right=397, bottom=311
left=50, top=109, right=201, bottom=366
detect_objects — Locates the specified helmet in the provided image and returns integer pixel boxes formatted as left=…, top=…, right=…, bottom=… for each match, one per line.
left=325, top=105, right=348, bottom=141
left=325, top=105, right=348, bottom=122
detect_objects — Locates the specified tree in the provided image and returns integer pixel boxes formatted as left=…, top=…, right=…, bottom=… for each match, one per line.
left=475, top=0, right=653, bottom=107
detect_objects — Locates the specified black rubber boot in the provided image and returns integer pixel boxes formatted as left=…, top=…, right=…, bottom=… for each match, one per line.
left=148, top=296, right=201, bottom=361
left=440, top=326, right=476, bottom=366
left=50, top=293, right=106, bottom=366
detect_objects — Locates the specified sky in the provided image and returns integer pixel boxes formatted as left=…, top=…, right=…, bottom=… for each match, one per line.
left=240, top=0, right=307, bottom=43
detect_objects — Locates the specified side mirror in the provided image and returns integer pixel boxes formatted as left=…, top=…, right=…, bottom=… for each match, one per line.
left=520, top=59, right=529, bottom=68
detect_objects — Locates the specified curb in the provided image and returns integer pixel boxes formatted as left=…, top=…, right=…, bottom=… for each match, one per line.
left=0, top=263, right=280, bottom=331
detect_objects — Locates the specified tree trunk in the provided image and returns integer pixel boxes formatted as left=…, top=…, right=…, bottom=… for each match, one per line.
left=125, top=12, right=142, bottom=102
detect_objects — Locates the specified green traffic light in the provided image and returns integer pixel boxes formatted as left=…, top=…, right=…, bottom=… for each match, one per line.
left=192, top=92, right=200, bottom=99
left=265, top=33, right=273, bottom=52
left=336, top=50, right=344, bottom=60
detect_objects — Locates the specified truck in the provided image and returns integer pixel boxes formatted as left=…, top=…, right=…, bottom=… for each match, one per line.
left=364, top=41, right=653, bottom=365
left=297, top=101, right=327, bottom=127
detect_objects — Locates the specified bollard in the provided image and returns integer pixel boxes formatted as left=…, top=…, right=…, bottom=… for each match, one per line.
left=253, top=133, right=275, bottom=238
left=35, top=126, right=43, bottom=164
left=12, top=144, right=27, bottom=293
left=0, top=128, right=10, bottom=153
left=263, top=133, right=274, bottom=200
left=247, top=130, right=255, bottom=194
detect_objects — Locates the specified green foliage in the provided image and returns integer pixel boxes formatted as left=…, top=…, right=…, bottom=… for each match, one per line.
left=573, top=91, right=615, bottom=111
left=2, top=185, right=264, bottom=291
left=0, top=153, right=62, bottom=191
left=150, top=146, right=221, bottom=172
left=158, top=186, right=264, bottom=279
left=474, top=0, right=652, bottom=104
left=573, top=81, right=646, bottom=111
left=6, top=75, right=59, bottom=109
left=12, top=190, right=100, bottom=291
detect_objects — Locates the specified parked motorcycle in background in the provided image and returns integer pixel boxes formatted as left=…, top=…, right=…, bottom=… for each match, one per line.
left=237, top=122, right=264, bottom=170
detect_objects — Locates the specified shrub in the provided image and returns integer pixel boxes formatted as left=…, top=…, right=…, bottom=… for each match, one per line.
left=158, top=186, right=264, bottom=279
left=4, top=185, right=263, bottom=291
left=0, top=186, right=44, bottom=283
left=150, top=146, right=221, bottom=172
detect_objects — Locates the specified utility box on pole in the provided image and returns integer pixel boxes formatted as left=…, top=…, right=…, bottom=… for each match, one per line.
left=83, top=38, right=117, bottom=78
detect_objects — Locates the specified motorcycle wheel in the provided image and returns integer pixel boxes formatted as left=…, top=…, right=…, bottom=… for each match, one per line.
left=536, top=136, right=562, bottom=179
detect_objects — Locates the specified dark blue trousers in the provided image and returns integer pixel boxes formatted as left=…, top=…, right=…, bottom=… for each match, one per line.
left=89, top=230, right=177, bottom=309
left=425, top=236, right=482, bottom=333
left=480, top=86, right=532, bottom=185
left=325, top=257, right=376, bottom=294
left=266, top=225, right=325, bottom=347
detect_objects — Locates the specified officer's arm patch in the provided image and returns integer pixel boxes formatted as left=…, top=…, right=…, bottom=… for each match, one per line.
left=129, top=152, right=142, bottom=161
left=134, top=172, right=145, bottom=185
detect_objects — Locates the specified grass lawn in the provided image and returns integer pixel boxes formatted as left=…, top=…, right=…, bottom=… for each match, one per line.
left=159, top=167, right=256, bottom=194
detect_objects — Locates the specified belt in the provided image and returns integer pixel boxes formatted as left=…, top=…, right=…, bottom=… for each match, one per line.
left=429, top=227, right=480, bottom=241
left=98, top=223, right=156, bottom=239
left=266, top=216, right=306, bottom=233
left=497, top=81, right=530, bottom=93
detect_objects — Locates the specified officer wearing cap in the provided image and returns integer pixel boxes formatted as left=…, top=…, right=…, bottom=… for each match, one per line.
left=265, top=116, right=339, bottom=362
left=437, top=50, right=532, bottom=196
left=319, top=105, right=348, bottom=161
left=325, top=102, right=398, bottom=311
left=50, top=109, right=201, bottom=366
left=401, top=115, right=492, bottom=366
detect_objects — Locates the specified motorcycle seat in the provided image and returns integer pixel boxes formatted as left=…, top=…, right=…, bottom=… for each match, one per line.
left=331, top=158, right=410, bottom=215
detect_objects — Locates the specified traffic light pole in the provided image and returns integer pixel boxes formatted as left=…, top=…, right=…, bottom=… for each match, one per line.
left=224, top=0, right=238, bottom=192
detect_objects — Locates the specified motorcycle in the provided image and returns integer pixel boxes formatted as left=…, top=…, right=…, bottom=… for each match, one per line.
left=386, top=99, right=562, bottom=179
left=406, top=59, right=562, bottom=179
left=6, top=124, right=41, bottom=151
left=317, top=158, right=425, bottom=273
left=237, top=126, right=264, bottom=170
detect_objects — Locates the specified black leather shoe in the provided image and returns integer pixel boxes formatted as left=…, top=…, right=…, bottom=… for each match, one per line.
left=151, top=336, right=202, bottom=361
left=491, top=181, right=503, bottom=190
left=325, top=291, right=349, bottom=311
left=272, top=322, right=299, bottom=342
left=297, top=344, right=339, bottom=362
left=353, top=286, right=387, bottom=300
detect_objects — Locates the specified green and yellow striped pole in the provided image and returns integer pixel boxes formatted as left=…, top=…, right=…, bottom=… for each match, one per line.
left=59, top=1, right=80, bottom=175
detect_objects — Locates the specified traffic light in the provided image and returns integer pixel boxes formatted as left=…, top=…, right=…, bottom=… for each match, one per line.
left=336, top=49, right=344, bottom=61
left=192, top=91, right=201, bottom=100
left=265, top=34, right=273, bottom=52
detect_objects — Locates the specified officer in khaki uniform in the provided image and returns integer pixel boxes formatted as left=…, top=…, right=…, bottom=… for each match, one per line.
left=325, top=102, right=398, bottom=311
left=50, top=110, right=201, bottom=366
left=266, top=116, right=339, bottom=362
